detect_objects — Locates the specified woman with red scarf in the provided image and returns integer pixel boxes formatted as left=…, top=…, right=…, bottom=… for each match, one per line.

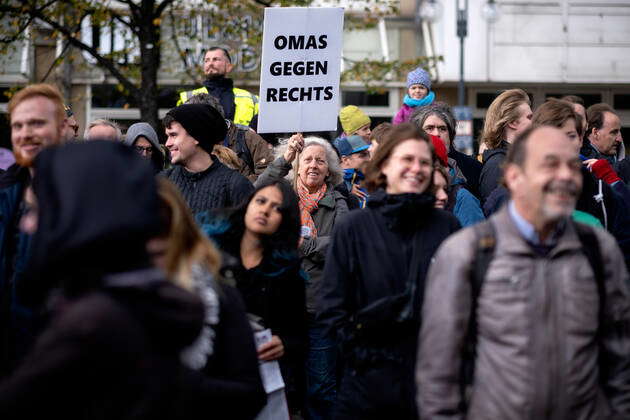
left=256, top=134, right=348, bottom=420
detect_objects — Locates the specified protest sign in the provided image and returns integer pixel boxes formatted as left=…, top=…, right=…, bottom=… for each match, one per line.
left=257, top=7, right=344, bottom=133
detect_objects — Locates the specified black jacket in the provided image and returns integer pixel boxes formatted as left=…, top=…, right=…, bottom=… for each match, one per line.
left=317, top=191, right=460, bottom=354
left=479, top=141, right=509, bottom=203
left=201, top=215, right=307, bottom=409
left=581, top=140, right=630, bottom=184
left=0, top=142, right=206, bottom=419
left=449, top=148, right=482, bottom=198
left=316, top=191, right=459, bottom=419
left=0, top=269, right=209, bottom=420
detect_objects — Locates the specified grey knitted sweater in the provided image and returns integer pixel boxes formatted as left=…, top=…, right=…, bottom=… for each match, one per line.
left=161, top=156, right=253, bottom=214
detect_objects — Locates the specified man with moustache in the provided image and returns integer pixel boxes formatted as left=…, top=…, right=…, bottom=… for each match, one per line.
left=417, top=125, right=630, bottom=420
left=0, top=84, right=68, bottom=377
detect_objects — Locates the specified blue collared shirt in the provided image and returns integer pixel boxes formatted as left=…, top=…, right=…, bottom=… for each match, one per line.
left=508, top=201, right=565, bottom=246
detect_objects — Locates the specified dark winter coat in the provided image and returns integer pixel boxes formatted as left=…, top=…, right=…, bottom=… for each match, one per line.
left=479, top=141, right=509, bottom=202
left=161, top=155, right=253, bottom=215
left=0, top=164, right=33, bottom=378
left=0, top=269, right=208, bottom=420
left=449, top=148, right=482, bottom=198
left=581, top=140, right=630, bottom=184
left=317, top=190, right=459, bottom=419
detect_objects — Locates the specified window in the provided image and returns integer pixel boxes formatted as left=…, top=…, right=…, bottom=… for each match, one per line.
left=614, top=94, right=630, bottom=110
left=545, top=93, right=602, bottom=108
left=476, top=91, right=534, bottom=109
left=342, top=90, right=389, bottom=107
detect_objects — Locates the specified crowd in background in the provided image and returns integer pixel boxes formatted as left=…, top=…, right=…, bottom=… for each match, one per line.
left=0, top=45, right=628, bottom=420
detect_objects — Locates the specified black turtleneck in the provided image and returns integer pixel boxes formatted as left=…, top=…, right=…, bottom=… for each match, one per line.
left=203, top=76, right=235, bottom=121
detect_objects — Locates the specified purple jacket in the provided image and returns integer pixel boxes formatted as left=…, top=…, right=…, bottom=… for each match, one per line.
left=393, top=104, right=414, bottom=125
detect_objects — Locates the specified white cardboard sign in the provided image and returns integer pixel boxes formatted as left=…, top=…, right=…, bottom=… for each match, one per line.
left=257, top=7, right=344, bottom=133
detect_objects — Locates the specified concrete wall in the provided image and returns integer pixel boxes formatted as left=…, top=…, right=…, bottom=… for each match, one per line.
left=434, top=0, right=630, bottom=84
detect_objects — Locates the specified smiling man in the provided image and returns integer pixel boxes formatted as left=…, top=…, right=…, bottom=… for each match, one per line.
left=1, top=83, right=68, bottom=377
left=418, top=125, right=630, bottom=420
left=161, top=103, right=253, bottom=215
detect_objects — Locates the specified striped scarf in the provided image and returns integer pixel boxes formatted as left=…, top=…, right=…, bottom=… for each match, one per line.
left=297, top=178, right=327, bottom=238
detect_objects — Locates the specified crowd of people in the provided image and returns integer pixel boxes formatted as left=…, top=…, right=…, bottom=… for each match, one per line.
left=0, top=45, right=628, bottom=420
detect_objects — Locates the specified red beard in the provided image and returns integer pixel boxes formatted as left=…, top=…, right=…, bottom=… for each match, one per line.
left=14, top=149, right=35, bottom=167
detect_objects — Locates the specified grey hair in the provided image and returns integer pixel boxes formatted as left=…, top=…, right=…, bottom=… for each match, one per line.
left=276, top=136, right=343, bottom=188
left=84, top=118, right=122, bottom=140
left=409, top=102, right=456, bottom=146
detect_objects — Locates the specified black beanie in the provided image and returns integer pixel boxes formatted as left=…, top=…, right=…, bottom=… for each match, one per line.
left=166, top=104, right=227, bottom=155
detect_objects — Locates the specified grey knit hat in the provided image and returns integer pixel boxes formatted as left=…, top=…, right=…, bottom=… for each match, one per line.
left=407, top=67, right=431, bottom=90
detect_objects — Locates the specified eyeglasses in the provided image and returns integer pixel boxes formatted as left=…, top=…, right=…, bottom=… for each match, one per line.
left=134, top=145, right=154, bottom=155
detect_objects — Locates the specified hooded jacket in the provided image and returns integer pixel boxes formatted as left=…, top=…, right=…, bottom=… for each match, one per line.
left=124, top=122, right=164, bottom=173
left=0, top=142, right=211, bottom=419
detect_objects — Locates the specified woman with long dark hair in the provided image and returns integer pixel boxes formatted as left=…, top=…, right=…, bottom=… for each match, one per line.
left=149, top=178, right=266, bottom=419
left=198, top=178, right=307, bottom=415
left=317, top=123, right=460, bottom=419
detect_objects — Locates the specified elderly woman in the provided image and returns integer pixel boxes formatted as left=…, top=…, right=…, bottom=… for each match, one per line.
left=256, top=134, right=348, bottom=420
left=317, top=123, right=460, bottom=419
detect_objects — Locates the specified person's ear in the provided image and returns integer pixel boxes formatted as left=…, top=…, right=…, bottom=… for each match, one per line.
left=503, top=163, right=523, bottom=191
left=226, top=62, right=234, bottom=73
left=507, top=119, right=519, bottom=131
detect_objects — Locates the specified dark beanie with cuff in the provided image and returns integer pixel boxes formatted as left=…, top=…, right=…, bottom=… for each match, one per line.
left=166, top=104, right=227, bottom=155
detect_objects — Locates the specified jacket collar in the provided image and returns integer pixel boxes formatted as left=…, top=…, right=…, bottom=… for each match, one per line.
left=318, top=184, right=339, bottom=209
left=495, top=205, right=582, bottom=257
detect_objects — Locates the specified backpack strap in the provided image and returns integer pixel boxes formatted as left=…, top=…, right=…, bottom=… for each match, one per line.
left=573, top=222, right=608, bottom=382
left=460, top=220, right=497, bottom=407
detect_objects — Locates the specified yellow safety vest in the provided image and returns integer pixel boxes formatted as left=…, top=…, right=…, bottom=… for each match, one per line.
left=177, top=87, right=259, bottom=127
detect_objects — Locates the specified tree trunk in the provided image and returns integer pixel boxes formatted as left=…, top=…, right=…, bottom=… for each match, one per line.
left=137, top=18, right=162, bottom=142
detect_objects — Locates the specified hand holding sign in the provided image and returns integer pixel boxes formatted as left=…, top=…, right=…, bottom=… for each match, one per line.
left=283, top=133, right=304, bottom=163
left=258, top=7, right=344, bottom=133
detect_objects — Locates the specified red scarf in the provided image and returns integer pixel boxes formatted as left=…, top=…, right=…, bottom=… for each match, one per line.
left=297, top=178, right=327, bottom=238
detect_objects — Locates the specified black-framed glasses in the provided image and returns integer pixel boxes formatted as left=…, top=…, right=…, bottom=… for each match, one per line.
left=134, top=145, right=153, bottom=155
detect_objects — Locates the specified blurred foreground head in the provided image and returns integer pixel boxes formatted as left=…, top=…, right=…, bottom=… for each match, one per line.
left=27, top=141, right=160, bottom=298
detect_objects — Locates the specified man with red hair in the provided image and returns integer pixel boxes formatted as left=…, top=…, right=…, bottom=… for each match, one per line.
left=0, top=83, right=68, bottom=377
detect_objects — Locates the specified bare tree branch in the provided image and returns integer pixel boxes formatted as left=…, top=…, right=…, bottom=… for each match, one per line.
left=250, top=0, right=272, bottom=7
left=114, top=0, right=141, bottom=14
left=39, top=40, right=71, bottom=82
left=0, top=15, right=35, bottom=44
left=155, top=0, right=177, bottom=19
left=30, top=9, right=140, bottom=96
left=111, top=10, right=140, bottom=37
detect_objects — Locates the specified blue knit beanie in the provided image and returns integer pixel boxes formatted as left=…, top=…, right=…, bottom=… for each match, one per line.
left=407, top=67, right=431, bottom=90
